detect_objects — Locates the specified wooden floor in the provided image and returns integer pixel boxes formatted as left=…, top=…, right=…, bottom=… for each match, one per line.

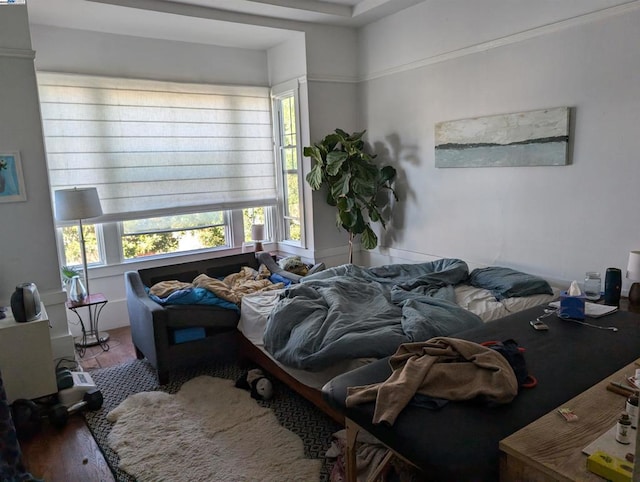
left=20, top=326, right=137, bottom=482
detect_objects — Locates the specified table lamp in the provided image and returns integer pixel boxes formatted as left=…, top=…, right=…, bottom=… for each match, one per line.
left=251, top=224, right=265, bottom=252
left=626, top=250, right=640, bottom=306
left=54, top=187, right=103, bottom=300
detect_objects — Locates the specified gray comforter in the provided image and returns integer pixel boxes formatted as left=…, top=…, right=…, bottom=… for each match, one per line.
left=263, top=258, right=483, bottom=371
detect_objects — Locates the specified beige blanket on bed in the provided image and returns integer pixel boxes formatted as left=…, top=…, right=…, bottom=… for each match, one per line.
left=149, top=265, right=284, bottom=304
left=194, top=266, right=284, bottom=304
left=346, top=337, right=518, bottom=426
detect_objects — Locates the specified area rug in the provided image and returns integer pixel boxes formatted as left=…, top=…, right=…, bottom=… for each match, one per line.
left=85, top=359, right=341, bottom=482
left=106, top=376, right=321, bottom=481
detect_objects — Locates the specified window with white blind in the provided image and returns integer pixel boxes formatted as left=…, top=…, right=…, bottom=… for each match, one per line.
left=38, top=72, right=277, bottom=264
left=273, top=88, right=304, bottom=246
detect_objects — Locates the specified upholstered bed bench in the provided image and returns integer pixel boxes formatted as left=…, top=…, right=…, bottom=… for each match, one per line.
left=321, top=305, right=640, bottom=481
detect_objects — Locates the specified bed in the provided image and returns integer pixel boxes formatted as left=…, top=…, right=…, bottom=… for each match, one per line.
left=237, top=258, right=560, bottom=422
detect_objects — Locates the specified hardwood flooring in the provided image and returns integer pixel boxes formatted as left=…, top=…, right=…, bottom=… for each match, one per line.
left=20, top=326, right=136, bottom=482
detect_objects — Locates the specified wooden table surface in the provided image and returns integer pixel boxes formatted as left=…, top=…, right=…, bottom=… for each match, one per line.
left=500, top=359, right=640, bottom=481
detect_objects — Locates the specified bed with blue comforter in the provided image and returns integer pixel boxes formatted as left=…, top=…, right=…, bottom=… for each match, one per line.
left=238, top=257, right=556, bottom=422
left=262, top=258, right=553, bottom=372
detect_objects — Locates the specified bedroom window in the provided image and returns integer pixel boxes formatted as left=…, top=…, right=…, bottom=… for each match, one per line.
left=274, top=91, right=303, bottom=245
left=121, top=211, right=227, bottom=260
left=57, top=224, right=103, bottom=268
left=38, top=72, right=277, bottom=265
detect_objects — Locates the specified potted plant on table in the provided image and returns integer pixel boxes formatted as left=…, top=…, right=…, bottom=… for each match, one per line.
left=304, top=129, right=397, bottom=263
left=61, top=265, right=81, bottom=291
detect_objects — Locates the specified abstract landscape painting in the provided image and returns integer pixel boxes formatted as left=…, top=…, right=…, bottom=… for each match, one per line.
left=435, top=107, right=570, bottom=168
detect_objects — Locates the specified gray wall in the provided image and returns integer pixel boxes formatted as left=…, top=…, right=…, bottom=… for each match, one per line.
left=356, top=1, right=640, bottom=292
left=0, top=6, right=74, bottom=359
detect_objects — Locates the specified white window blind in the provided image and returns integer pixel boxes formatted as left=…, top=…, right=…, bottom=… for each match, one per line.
left=38, top=72, right=277, bottom=223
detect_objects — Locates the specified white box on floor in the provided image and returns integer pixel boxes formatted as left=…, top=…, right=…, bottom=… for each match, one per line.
left=58, top=371, right=97, bottom=407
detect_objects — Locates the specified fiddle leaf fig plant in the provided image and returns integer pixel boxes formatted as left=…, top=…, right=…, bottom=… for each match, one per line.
left=304, top=129, right=397, bottom=263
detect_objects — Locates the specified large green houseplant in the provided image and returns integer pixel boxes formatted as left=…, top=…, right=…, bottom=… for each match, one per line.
left=304, top=129, right=397, bottom=263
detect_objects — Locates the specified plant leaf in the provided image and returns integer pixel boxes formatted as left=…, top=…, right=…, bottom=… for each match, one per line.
left=326, top=151, right=347, bottom=176
left=379, top=165, right=397, bottom=183
left=306, top=164, right=323, bottom=190
left=361, top=226, right=378, bottom=249
left=330, top=172, right=351, bottom=199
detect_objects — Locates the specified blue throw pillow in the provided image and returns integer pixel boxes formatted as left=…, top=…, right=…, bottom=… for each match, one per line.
left=469, top=266, right=552, bottom=300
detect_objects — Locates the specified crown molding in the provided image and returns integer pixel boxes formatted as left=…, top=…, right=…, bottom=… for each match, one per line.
left=362, top=1, right=640, bottom=82
left=0, top=47, right=35, bottom=60
left=306, top=73, right=359, bottom=84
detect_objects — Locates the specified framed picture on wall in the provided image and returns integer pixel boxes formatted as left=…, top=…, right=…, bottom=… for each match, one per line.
left=0, top=151, right=27, bottom=203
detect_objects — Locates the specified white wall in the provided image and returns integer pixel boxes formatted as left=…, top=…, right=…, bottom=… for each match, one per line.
left=303, top=25, right=362, bottom=265
left=357, top=1, right=640, bottom=292
left=0, top=5, right=74, bottom=360
left=31, top=24, right=270, bottom=85
left=267, top=33, right=306, bottom=86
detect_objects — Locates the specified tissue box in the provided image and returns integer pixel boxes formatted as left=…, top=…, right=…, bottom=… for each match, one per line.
left=559, top=291, right=586, bottom=320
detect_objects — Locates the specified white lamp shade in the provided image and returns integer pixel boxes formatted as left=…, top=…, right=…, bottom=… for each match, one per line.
left=251, top=224, right=264, bottom=241
left=626, top=250, right=640, bottom=282
left=55, top=188, right=103, bottom=221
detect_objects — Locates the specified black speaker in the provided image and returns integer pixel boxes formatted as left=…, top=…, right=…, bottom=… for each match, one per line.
left=604, top=267, right=622, bottom=306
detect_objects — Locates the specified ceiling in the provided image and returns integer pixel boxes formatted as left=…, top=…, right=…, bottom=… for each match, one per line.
left=26, top=0, right=424, bottom=50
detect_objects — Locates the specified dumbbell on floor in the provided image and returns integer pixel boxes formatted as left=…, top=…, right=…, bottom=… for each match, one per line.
left=49, top=389, right=104, bottom=428
left=12, top=389, right=104, bottom=439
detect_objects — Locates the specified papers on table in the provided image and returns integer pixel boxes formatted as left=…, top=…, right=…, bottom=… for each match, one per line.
left=548, top=301, right=618, bottom=318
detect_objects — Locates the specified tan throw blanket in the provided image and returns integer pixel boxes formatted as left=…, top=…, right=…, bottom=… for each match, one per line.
left=346, top=337, right=518, bottom=426
left=148, top=265, right=284, bottom=304
left=193, top=266, right=284, bottom=305
left=149, top=280, right=192, bottom=298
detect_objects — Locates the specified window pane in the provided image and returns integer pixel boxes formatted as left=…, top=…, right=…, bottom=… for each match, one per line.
left=243, top=207, right=266, bottom=242
left=276, top=92, right=302, bottom=245
left=121, top=212, right=227, bottom=260
left=284, top=147, right=297, bottom=171
left=282, top=97, right=296, bottom=141
left=286, top=218, right=301, bottom=242
left=59, top=225, right=101, bottom=267
left=286, top=174, right=300, bottom=218
left=123, top=212, right=224, bottom=235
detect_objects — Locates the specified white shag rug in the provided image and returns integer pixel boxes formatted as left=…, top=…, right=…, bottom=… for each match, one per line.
left=106, top=375, right=321, bottom=482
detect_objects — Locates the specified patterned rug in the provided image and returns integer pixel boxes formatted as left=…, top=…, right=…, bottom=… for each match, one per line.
left=85, top=359, right=341, bottom=482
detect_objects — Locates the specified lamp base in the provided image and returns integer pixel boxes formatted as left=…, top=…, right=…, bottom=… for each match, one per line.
left=629, top=282, right=640, bottom=306
left=254, top=241, right=263, bottom=252
left=75, top=331, right=110, bottom=348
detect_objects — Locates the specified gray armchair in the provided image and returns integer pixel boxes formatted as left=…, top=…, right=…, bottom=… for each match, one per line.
left=125, top=253, right=261, bottom=384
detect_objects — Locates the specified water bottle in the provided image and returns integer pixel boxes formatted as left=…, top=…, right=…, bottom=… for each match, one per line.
left=583, top=272, right=601, bottom=300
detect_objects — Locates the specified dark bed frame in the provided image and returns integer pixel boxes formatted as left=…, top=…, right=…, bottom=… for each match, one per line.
left=236, top=332, right=346, bottom=425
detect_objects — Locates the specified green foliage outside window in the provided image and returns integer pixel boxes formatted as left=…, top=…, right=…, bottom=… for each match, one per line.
left=243, top=207, right=265, bottom=242
left=121, top=212, right=227, bottom=259
left=122, top=232, right=179, bottom=259
left=196, top=226, right=226, bottom=248
left=61, top=225, right=100, bottom=267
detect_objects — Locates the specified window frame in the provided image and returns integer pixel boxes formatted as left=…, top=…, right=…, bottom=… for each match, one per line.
left=272, top=83, right=305, bottom=247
